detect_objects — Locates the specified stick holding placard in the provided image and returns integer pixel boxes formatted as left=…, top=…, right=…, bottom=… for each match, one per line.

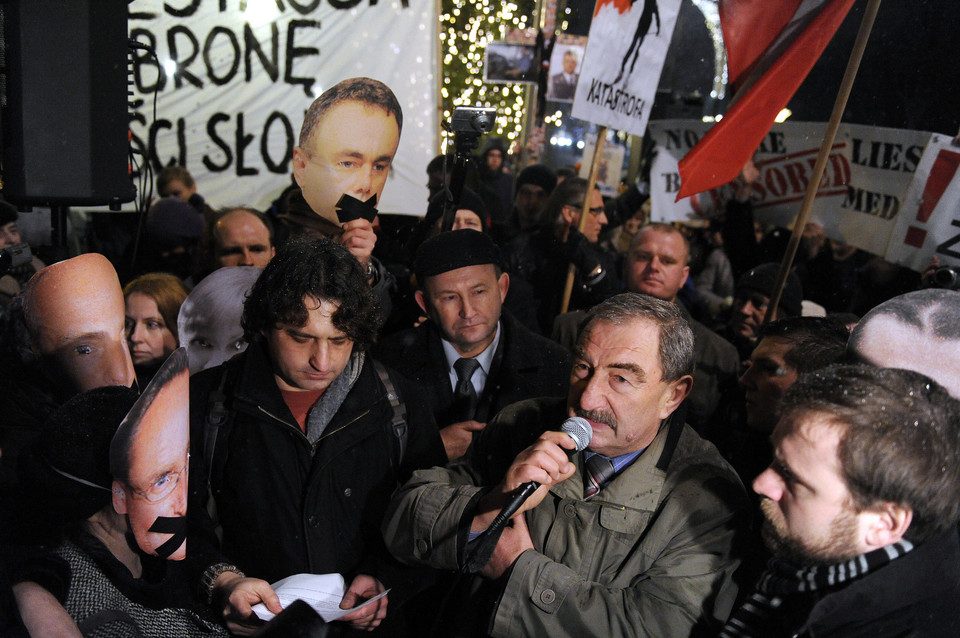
left=560, top=127, right=607, bottom=314
left=763, top=0, right=882, bottom=325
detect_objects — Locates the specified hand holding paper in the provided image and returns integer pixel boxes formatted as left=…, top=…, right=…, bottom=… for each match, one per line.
left=252, top=573, right=389, bottom=627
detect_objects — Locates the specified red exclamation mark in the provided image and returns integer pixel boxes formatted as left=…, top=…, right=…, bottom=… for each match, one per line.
left=905, top=149, right=960, bottom=248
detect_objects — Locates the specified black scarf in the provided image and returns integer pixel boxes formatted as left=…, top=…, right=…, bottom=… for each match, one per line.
left=720, top=540, right=915, bottom=638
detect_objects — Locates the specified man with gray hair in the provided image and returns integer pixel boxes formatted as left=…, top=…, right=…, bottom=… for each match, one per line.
left=848, top=288, right=960, bottom=398
left=384, top=292, right=748, bottom=637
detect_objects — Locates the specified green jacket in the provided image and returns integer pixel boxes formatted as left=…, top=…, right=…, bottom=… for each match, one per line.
left=382, top=397, right=748, bottom=638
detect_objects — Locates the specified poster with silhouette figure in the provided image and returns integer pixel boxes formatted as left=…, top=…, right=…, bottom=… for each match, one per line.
left=572, top=0, right=680, bottom=137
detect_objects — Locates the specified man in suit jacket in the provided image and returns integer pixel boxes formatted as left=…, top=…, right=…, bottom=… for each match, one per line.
left=375, top=229, right=572, bottom=460
left=550, top=49, right=580, bottom=100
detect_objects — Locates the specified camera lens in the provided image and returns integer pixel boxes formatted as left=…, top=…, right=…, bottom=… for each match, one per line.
left=931, top=266, right=960, bottom=290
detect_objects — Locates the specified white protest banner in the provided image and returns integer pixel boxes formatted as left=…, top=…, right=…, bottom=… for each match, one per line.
left=571, top=0, right=681, bottom=138
left=885, top=135, right=960, bottom=272
left=128, top=1, right=437, bottom=214
left=648, top=119, right=931, bottom=258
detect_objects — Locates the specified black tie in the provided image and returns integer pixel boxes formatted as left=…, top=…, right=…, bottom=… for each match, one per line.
left=583, top=454, right=616, bottom=500
left=453, top=357, right=481, bottom=421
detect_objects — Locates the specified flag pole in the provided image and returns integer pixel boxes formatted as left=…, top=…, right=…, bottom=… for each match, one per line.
left=763, top=0, right=882, bottom=325
left=560, top=126, right=607, bottom=314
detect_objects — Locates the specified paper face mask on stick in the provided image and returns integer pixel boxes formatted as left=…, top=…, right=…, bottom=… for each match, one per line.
left=22, top=253, right=135, bottom=394
left=110, top=348, right=190, bottom=560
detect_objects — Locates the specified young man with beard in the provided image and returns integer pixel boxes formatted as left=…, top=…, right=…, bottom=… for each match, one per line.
left=384, top=293, right=748, bottom=637
left=722, top=365, right=960, bottom=638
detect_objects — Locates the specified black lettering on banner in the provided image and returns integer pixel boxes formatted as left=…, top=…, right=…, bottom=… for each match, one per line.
left=204, top=113, right=233, bottom=172
left=204, top=26, right=241, bottom=85
left=262, top=111, right=295, bottom=173
left=245, top=22, right=280, bottom=82
left=149, top=119, right=173, bottom=169
left=289, top=0, right=323, bottom=13
left=285, top=20, right=321, bottom=97
left=840, top=186, right=900, bottom=220
left=235, top=113, right=258, bottom=176
left=168, top=25, right=203, bottom=89
left=756, top=132, right=785, bottom=154
left=130, top=28, right=166, bottom=93
left=329, top=0, right=363, bottom=8
left=165, top=0, right=200, bottom=17
left=936, top=220, right=960, bottom=259
left=662, top=172, right=680, bottom=193
left=904, top=145, right=923, bottom=173
left=664, top=129, right=682, bottom=150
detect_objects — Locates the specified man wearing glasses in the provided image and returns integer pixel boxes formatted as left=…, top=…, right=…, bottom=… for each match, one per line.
left=502, top=176, right=620, bottom=334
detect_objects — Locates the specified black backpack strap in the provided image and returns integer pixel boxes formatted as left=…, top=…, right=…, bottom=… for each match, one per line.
left=203, top=365, right=235, bottom=485
left=372, top=359, right=408, bottom=467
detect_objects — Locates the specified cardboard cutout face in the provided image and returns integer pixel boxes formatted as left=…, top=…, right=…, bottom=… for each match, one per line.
left=177, top=266, right=260, bottom=374
left=24, top=253, right=135, bottom=394
left=292, top=100, right=400, bottom=224
left=110, top=349, right=189, bottom=560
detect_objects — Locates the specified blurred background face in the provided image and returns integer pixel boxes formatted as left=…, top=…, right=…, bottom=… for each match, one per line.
left=0, top=221, right=22, bottom=248
left=485, top=149, right=503, bottom=172
left=563, top=52, right=577, bottom=74
left=626, top=228, right=690, bottom=302
left=452, top=209, right=484, bottom=232
left=215, top=210, right=274, bottom=269
left=739, top=337, right=798, bottom=431
left=563, top=189, right=607, bottom=243
left=125, top=292, right=177, bottom=367
left=159, top=178, right=196, bottom=202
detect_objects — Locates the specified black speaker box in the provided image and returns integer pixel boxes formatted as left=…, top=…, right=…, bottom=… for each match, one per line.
left=1, top=0, right=136, bottom=206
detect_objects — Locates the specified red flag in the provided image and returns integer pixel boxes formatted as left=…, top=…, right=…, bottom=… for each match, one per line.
left=676, top=0, right=857, bottom=200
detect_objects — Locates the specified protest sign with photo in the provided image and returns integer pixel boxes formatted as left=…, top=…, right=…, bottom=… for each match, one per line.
left=128, top=0, right=437, bottom=213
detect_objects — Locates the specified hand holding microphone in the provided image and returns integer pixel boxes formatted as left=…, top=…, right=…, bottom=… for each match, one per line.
left=463, top=417, right=592, bottom=575
left=474, top=418, right=592, bottom=536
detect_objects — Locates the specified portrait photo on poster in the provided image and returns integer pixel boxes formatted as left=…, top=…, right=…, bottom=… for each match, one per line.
left=546, top=36, right=587, bottom=103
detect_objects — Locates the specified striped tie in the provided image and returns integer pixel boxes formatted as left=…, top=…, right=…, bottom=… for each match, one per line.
left=583, top=454, right=615, bottom=500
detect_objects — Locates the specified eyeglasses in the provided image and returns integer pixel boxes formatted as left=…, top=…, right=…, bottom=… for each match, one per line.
left=125, top=453, right=189, bottom=503
left=567, top=205, right=606, bottom=217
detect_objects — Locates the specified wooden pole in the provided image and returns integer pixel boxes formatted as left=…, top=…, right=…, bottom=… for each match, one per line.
left=763, top=0, right=882, bottom=325
left=559, top=127, right=607, bottom=314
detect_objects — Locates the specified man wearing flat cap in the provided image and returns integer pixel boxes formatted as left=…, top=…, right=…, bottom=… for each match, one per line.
left=375, top=229, right=572, bottom=461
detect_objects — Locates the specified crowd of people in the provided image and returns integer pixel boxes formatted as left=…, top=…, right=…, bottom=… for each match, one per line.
left=1, top=76, right=960, bottom=638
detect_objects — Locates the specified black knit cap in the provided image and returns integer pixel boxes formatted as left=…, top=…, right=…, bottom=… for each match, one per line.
left=414, top=228, right=503, bottom=285
left=736, top=262, right=804, bottom=317
left=20, top=386, right=140, bottom=525
left=0, top=199, right=18, bottom=226
left=514, top=164, right=558, bottom=196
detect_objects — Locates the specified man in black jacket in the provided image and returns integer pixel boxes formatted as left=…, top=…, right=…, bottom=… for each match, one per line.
left=722, top=365, right=960, bottom=638
left=374, top=230, right=571, bottom=461
left=187, top=237, right=445, bottom=635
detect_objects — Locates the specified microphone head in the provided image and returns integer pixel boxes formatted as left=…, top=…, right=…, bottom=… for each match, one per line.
left=561, top=416, right=592, bottom=452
